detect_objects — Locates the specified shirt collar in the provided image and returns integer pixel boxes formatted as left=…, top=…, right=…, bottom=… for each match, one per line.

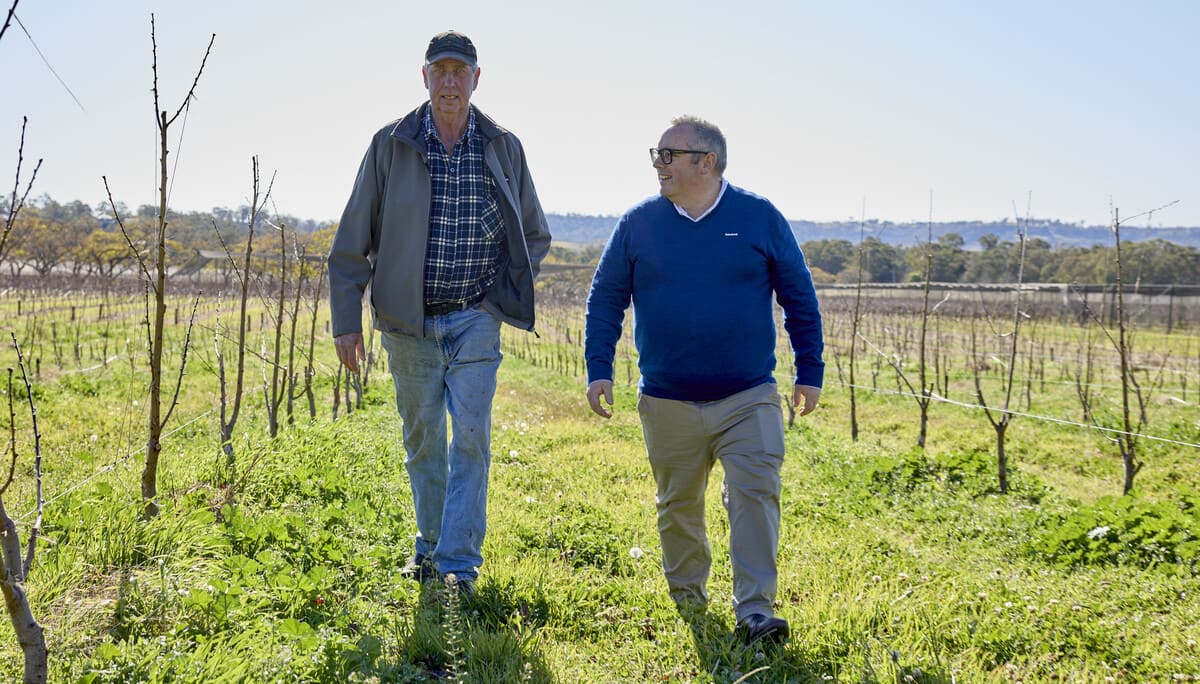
left=423, top=105, right=477, bottom=146
left=673, top=179, right=728, bottom=222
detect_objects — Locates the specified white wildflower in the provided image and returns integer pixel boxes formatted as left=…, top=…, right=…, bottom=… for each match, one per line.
left=629, top=547, right=644, bottom=559
left=1087, top=526, right=1111, bottom=539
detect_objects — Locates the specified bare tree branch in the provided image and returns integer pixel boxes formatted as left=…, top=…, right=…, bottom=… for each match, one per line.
left=3, top=370, right=16, bottom=496
left=151, top=14, right=216, bottom=129
left=2, top=116, right=43, bottom=263
left=0, top=0, right=19, bottom=45
left=159, top=296, right=200, bottom=429
left=101, top=176, right=154, bottom=287
left=9, top=338, right=43, bottom=576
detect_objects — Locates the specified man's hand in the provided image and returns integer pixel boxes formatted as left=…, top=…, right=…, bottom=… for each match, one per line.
left=793, top=384, right=821, bottom=416
left=586, top=379, right=614, bottom=419
left=334, top=333, right=365, bottom=374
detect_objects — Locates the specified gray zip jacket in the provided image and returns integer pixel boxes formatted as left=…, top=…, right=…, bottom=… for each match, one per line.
left=328, top=103, right=552, bottom=339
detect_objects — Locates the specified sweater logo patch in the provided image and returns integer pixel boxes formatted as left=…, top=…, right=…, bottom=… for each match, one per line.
left=724, top=233, right=738, bottom=237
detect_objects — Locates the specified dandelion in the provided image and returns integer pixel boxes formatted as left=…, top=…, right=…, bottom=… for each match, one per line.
left=1087, top=526, right=1111, bottom=539
left=871, top=575, right=882, bottom=583
left=897, top=572, right=909, bottom=581
left=629, top=547, right=644, bottom=559
left=509, top=449, right=519, bottom=458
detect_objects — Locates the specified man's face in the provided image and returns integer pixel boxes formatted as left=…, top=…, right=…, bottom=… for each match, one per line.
left=653, top=125, right=709, bottom=203
left=422, top=58, right=478, bottom=119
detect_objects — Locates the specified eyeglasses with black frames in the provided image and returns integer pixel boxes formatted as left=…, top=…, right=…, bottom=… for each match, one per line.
left=649, top=148, right=710, bottom=165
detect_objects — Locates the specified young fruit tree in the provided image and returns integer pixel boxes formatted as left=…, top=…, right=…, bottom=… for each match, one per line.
left=2, top=335, right=47, bottom=684
left=102, top=16, right=214, bottom=518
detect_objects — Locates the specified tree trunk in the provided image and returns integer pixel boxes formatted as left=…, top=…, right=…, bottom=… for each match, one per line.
left=996, top=423, right=1008, bottom=494
left=1, top=511, right=47, bottom=684
left=0, top=580, right=47, bottom=683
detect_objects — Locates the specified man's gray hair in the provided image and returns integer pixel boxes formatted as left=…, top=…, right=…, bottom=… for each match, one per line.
left=670, top=115, right=727, bottom=175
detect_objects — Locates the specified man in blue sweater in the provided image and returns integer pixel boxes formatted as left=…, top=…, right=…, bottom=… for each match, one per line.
left=584, top=116, right=823, bottom=644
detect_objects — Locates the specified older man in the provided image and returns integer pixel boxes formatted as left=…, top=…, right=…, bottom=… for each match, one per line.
left=328, top=30, right=551, bottom=595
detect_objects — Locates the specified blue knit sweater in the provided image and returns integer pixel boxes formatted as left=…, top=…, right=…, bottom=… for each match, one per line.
left=584, top=184, right=824, bottom=402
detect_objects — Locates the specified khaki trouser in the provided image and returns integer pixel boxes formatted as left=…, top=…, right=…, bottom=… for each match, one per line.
left=637, top=381, right=786, bottom=620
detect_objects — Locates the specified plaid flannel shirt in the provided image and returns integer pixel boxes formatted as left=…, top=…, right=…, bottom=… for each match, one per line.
left=422, top=107, right=505, bottom=307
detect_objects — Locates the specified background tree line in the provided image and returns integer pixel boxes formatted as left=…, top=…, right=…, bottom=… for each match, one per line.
left=0, top=195, right=333, bottom=280
left=799, top=233, right=1200, bottom=285
left=3, top=194, right=1199, bottom=285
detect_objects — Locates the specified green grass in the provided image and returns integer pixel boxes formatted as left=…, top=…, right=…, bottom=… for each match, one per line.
left=1, top=283, right=1198, bottom=682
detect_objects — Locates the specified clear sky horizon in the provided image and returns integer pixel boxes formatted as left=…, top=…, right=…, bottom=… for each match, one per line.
left=3, top=1, right=1197, bottom=228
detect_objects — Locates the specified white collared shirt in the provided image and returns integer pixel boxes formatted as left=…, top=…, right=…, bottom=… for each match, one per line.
left=672, top=179, right=729, bottom=222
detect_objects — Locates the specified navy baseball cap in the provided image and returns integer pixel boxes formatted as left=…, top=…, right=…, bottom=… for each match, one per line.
left=425, top=30, right=477, bottom=67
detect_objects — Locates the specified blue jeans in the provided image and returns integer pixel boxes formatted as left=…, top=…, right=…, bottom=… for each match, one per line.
left=380, top=305, right=502, bottom=581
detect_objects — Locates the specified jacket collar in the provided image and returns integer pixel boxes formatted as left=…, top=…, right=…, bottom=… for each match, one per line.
left=391, top=102, right=509, bottom=146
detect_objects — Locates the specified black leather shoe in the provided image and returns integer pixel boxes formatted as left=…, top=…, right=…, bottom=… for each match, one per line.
left=736, top=613, right=790, bottom=644
left=399, top=555, right=439, bottom=583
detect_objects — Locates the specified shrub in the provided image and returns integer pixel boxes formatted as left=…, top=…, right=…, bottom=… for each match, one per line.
left=1030, top=489, right=1200, bottom=574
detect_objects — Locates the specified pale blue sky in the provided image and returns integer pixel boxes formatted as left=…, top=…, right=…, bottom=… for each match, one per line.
left=2, top=0, right=1197, bottom=227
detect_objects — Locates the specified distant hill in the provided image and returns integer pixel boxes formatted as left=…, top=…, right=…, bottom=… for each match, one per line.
left=788, top=218, right=1200, bottom=250
left=544, top=213, right=620, bottom=245
left=546, top=213, right=1200, bottom=250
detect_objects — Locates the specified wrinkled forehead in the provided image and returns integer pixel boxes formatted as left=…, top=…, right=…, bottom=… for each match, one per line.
left=427, top=58, right=474, bottom=72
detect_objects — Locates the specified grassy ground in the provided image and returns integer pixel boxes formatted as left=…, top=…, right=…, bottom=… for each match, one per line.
left=1, top=277, right=1198, bottom=681
left=2, top=345, right=1197, bottom=682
